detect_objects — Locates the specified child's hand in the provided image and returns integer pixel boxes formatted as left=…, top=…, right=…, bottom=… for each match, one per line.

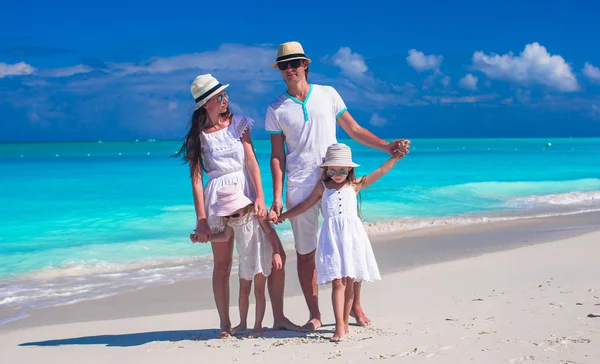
left=272, top=253, right=283, bottom=270
left=267, top=211, right=278, bottom=224
left=276, top=215, right=287, bottom=224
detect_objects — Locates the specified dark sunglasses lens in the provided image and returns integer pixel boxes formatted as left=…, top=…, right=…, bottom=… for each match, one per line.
left=277, top=59, right=302, bottom=70
left=326, top=170, right=336, bottom=177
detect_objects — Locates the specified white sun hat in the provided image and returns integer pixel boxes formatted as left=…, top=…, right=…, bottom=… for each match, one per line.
left=210, top=184, right=253, bottom=217
left=317, top=143, right=360, bottom=168
left=190, top=74, right=229, bottom=109
left=271, top=41, right=312, bottom=68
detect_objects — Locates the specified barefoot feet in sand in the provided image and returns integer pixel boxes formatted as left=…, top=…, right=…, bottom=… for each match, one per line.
left=299, top=318, right=322, bottom=332
left=231, top=322, right=247, bottom=336
left=350, top=307, right=372, bottom=327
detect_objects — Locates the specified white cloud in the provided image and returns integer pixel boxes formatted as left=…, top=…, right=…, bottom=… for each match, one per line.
left=471, top=42, right=579, bottom=92
left=582, top=62, right=600, bottom=84
left=459, top=73, right=478, bottom=91
left=423, top=94, right=498, bottom=104
left=43, top=65, right=95, bottom=78
left=168, top=101, right=177, bottom=111
left=406, top=49, right=443, bottom=72
left=109, top=44, right=278, bottom=82
left=501, top=97, right=514, bottom=104
left=0, top=62, right=36, bottom=78
left=329, top=47, right=368, bottom=78
left=369, top=113, right=388, bottom=126
left=441, top=76, right=451, bottom=88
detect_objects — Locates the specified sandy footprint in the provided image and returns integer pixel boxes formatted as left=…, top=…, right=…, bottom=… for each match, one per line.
left=509, top=355, right=535, bottom=363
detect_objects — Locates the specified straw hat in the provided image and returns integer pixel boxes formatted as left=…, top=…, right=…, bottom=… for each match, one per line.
left=190, top=74, right=229, bottom=109
left=271, top=41, right=312, bottom=68
left=211, top=184, right=253, bottom=217
left=317, top=143, right=360, bottom=168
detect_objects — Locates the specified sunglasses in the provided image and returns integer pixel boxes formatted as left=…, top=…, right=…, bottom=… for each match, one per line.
left=225, top=212, right=241, bottom=218
left=326, top=169, right=349, bottom=177
left=215, top=92, right=228, bottom=103
left=277, top=59, right=303, bottom=71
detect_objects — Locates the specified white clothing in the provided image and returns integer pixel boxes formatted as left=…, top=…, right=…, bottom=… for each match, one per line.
left=316, top=183, right=381, bottom=285
left=286, top=184, right=321, bottom=255
left=201, top=114, right=256, bottom=234
left=264, top=84, right=347, bottom=187
left=228, top=212, right=273, bottom=280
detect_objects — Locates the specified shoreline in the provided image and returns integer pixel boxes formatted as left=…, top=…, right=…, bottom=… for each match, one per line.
left=2, top=210, right=599, bottom=332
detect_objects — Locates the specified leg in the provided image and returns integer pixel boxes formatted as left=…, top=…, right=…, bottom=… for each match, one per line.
left=287, top=186, right=321, bottom=331
left=331, top=278, right=347, bottom=342
left=267, top=242, right=300, bottom=330
left=350, top=281, right=372, bottom=326
left=250, top=274, right=267, bottom=338
left=211, top=238, right=234, bottom=338
left=297, top=249, right=321, bottom=331
left=344, top=278, right=355, bottom=334
left=232, top=278, right=251, bottom=335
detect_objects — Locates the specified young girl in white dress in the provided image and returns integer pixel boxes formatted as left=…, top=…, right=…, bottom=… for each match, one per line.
left=276, top=143, right=408, bottom=342
left=206, top=183, right=284, bottom=338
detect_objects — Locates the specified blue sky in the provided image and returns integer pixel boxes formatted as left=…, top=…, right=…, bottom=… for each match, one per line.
left=1, top=0, right=600, bottom=142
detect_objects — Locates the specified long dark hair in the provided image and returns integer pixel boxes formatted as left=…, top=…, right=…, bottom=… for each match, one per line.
left=321, top=167, right=366, bottom=220
left=173, top=106, right=231, bottom=178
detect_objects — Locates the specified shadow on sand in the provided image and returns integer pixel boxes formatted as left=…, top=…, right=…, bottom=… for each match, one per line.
left=19, top=325, right=336, bottom=347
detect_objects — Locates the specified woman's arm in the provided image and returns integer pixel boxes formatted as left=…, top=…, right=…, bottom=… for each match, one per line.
left=190, top=166, right=211, bottom=242
left=240, top=123, right=267, bottom=219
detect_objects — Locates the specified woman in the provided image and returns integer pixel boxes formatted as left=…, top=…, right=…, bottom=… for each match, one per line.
left=175, top=74, right=297, bottom=338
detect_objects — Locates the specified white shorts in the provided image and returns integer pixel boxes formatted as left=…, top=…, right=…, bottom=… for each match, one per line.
left=286, top=183, right=320, bottom=255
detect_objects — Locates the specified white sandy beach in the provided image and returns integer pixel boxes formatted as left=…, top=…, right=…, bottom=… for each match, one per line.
left=2, top=216, right=600, bottom=364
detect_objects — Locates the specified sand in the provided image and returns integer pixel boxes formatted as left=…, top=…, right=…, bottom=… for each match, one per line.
left=2, top=212, right=599, bottom=363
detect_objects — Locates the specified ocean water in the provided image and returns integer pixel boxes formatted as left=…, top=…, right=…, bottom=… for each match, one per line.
left=1, top=138, right=600, bottom=324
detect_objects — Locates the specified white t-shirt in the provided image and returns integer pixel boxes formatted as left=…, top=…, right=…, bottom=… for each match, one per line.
left=265, top=84, right=348, bottom=187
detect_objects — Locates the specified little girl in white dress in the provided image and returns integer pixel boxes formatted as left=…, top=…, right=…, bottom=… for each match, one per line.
left=276, top=143, right=408, bottom=342
left=208, top=183, right=283, bottom=338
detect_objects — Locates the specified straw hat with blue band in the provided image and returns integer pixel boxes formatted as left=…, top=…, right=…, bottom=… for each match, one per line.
left=190, top=74, right=229, bottom=109
left=271, top=41, right=312, bottom=68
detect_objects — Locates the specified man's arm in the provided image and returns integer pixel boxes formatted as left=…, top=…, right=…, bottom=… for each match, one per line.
left=269, top=133, right=286, bottom=215
left=337, top=111, right=409, bottom=156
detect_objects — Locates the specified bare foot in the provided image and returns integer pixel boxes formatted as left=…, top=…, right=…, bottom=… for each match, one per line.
left=248, top=328, right=264, bottom=338
left=350, top=308, right=372, bottom=327
left=217, top=326, right=231, bottom=339
left=344, top=324, right=349, bottom=334
left=231, top=322, right=247, bottom=336
left=273, top=317, right=301, bottom=331
left=299, top=318, right=322, bottom=332
left=331, top=327, right=345, bottom=342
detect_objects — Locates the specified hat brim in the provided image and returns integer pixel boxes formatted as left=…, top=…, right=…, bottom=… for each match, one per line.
left=271, top=57, right=312, bottom=69
left=211, top=195, right=253, bottom=217
left=194, top=84, right=230, bottom=109
left=317, top=161, right=360, bottom=168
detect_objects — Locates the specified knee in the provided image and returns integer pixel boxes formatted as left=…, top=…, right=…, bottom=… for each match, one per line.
left=239, top=282, right=252, bottom=297
left=213, top=258, right=232, bottom=276
left=254, top=281, right=266, bottom=296
left=332, top=279, right=345, bottom=290
left=297, top=250, right=315, bottom=263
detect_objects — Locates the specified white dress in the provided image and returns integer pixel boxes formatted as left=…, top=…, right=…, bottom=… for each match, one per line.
left=316, top=183, right=381, bottom=285
left=201, top=114, right=256, bottom=234
left=227, top=212, right=273, bottom=280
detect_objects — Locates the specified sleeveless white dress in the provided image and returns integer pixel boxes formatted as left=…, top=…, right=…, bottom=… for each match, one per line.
left=201, top=114, right=256, bottom=234
left=227, top=212, right=274, bottom=280
left=316, top=183, right=381, bottom=285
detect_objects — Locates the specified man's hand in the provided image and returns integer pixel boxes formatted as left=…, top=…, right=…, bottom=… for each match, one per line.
left=385, top=139, right=410, bottom=156
left=270, top=197, right=284, bottom=217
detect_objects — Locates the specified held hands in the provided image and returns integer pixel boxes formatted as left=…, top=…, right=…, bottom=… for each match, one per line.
left=386, top=139, right=411, bottom=156
left=190, top=218, right=211, bottom=243
left=272, top=253, right=283, bottom=270
left=253, top=196, right=267, bottom=220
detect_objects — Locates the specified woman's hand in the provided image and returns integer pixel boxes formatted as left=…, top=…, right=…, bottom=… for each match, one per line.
left=253, top=197, right=267, bottom=220
left=191, top=218, right=211, bottom=243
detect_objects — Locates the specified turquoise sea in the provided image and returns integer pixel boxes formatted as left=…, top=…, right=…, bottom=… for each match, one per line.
left=1, top=138, right=600, bottom=324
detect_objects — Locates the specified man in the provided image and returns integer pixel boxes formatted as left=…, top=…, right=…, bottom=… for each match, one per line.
left=265, top=41, right=409, bottom=331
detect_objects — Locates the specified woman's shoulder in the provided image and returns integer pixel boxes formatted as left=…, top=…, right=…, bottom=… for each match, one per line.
left=230, top=114, right=255, bottom=138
